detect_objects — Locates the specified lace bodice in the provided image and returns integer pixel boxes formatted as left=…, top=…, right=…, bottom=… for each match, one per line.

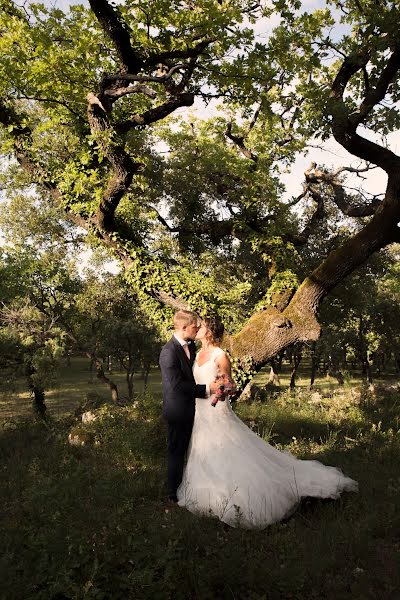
left=193, top=346, right=224, bottom=386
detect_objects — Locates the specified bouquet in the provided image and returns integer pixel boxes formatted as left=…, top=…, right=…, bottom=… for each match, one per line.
left=211, top=373, right=236, bottom=407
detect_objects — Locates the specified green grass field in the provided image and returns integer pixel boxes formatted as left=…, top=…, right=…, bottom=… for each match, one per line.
left=1, top=358, right=399, bottom=599
left=0, top=357, right=163, bottom=419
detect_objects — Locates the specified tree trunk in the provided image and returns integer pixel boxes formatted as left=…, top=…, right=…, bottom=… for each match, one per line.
left=361, top=358, right=373, bottom=384
left=381, top=352, right=386, bottom=374
left=327, top=354, right=344, bottom=385
left=357, top=315, right=373, bottom=384
left=236, top=381, right=256, bottom=403
left=25, top=362, right=46, bottom=417
left=309, top=342, right=319, bottom=389
left=142, top=361, right=151, bottom=389
left=267, top=359, right=280, bottom=386
left=127, top=371, right=134, bottom=400
left=94, top=358, right=119, bottom=402
left=289, top=345, right=303, bottom=389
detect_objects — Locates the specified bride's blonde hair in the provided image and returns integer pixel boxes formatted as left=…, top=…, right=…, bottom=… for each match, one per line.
left=204, top=316, right=224, bottom=345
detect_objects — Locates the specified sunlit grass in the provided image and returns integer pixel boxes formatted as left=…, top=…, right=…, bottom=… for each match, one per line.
left=1, top=355, right=398, bottom=420
left=0, top=357, right=163, bottom=418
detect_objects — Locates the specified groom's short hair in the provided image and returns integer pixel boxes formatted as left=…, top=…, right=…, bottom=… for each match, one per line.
left=173, top=310, right=199, bottom=329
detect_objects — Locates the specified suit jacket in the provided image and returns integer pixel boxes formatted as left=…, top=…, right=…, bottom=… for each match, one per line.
left=159, top=336, right=207, bottom=423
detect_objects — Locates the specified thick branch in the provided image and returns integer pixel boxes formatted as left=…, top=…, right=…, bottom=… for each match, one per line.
left=331, top=48, right=370, bottom=98
left=87, top=93, right=141, bottom=230
left=156, top=209, right=273, bottom=244
left=285, top=184, right=325, bottom=246
left=349, top=46, right=400, bottom=128
left=117, top=92, right=195, bottom=133
left=103, top=64, right=185, bottom=85
left=225, top=122, right=258, bottom=163
left=88, top=0, right=142, bottom=73
left=104, top=84, right=157, bottom=100
left=305, top=162, right=382, bottom=217
left=330, top=183, right=381, bottom=217
left=330, top=47, right=400, bottom=173
left=228, top=178, right=400, bottom=365
left=145, top=39, right=215, bottom=66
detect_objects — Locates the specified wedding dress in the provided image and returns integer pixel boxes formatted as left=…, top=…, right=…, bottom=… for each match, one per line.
left=177, top=347, right=357, bottom=529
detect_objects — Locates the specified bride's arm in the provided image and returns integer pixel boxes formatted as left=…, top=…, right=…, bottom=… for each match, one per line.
left=216, top=352, right=232, bottom=378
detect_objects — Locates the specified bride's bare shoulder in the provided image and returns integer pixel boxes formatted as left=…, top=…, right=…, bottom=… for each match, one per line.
left=214, top=347, right=231, bottom=372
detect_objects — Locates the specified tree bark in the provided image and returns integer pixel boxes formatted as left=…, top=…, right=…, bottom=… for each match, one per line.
left=309, top=342, right=319, bottom=389
left=267, top=358, right=281, bottom=386
left=25, top=362, right=46, bottom=417
left=95, top=359, right=119, bottom=402
left=289, top=345, right=303, bottom=389
left=142, top=360, right=151, bottom=389
left=127, top=371, right=134, bottom=400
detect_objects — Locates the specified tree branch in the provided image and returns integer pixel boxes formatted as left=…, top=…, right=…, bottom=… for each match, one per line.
left=305, top=162, right=382, bottom=217
left=88, top=0, right=143, bottom=74
left=285, top=184, right=326, bottom=246
left=349, top=46, right=400, bottom=128
left=330, top=46, right=400, bottom=173
left=86, top=93, right=141, bottom=230
left=103, top=84, right=157, bottom=100
left=225, top=122, right=258, bottom=163
left=145, top=39, right=216, bottom=67
left=103, top=64, right=185, bottom=85
left=116, top=92, right=195, bottom=133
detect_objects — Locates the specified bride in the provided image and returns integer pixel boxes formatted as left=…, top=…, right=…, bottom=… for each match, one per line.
left=177, top=317, right=358, bottom=529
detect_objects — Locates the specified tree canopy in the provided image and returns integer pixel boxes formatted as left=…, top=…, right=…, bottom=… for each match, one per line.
left=1, top=0, right=399, bottom=386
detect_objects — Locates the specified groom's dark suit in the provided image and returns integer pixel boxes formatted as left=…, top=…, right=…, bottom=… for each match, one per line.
left=159, top=336, right=207, bottom=500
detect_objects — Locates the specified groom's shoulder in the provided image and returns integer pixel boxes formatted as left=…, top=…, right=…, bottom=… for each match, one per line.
left=160, top=337, right=176, bottom=354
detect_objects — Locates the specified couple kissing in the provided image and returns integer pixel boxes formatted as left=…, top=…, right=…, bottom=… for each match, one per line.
left=159, top=310, right=357, bottom=529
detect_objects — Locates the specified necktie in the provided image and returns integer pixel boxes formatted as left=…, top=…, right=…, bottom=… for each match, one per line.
left=183, top=343, right=190, bottom=360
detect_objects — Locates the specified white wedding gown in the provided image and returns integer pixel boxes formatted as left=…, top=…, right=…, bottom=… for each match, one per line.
left=177, top=347, right=358, bottom=529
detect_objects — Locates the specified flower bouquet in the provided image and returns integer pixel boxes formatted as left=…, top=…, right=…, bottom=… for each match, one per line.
left=211, top=373, right=236, bottom=407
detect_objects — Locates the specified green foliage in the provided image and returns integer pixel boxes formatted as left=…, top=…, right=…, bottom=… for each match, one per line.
left=317, top=247, right=400, bottom=369
left=0, top=0, right=400, bottom=358
left=229, top=354, right=257, bottom=392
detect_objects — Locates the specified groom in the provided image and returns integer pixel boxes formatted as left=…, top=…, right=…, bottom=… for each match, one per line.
left=159, top=310, right=218, bottom=503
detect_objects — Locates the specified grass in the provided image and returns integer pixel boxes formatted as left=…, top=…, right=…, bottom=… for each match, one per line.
left=0, top=359, right=400, bottom=599
left=0, top=357, right=163, bottom=419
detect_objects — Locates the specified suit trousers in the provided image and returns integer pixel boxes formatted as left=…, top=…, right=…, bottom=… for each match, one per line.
left=167, top=419, right=193, bottom=499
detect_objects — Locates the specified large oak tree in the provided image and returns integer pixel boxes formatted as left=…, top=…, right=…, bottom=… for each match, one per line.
left=1, top=0, right=399, bottom=387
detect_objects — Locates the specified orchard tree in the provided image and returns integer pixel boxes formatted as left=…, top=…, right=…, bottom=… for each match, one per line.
left=0, top=250, right=66, bottom=415
left=1, top=0, right=400, bottom=391
left=314, top=246, right=400, bottom=383
left=73, top=272, right=161, bottom=400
